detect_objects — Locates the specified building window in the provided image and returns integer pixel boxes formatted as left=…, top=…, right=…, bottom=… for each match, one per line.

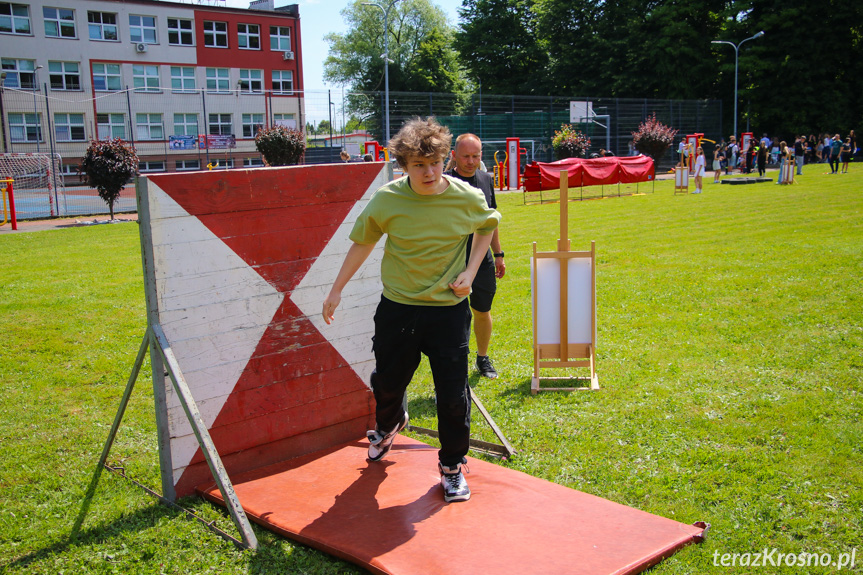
left=48, top=61, right=80, bottom=90
left=136, top=113, right=163, bottom=140
left=205, top=67, right=230, bottom=92
left=1, top=58, right=37, bottom=89
left=272, top=70, right=293, bottom=94
left=242, top=113, right=264, bottom=138
left=43, top=6, right=75, bottom=38
left=244, top=157, right=264, bottom=167
left=176, top=159, right=200, bottom=171
left=167, top=17, right=193, bottom=46
left=96, top=113, right=125, bottom=139
left=173, top=113, right=198, bottom=136
left=239, top=69, right=262, bottom=93
left=273, top=113, right=295, bottom=128
left=129, top=15, right=156, bottom=44
left=54, top=113, right=86, bottom=141
left=92, top=63, right=121, bottom=91
left=9, top=113, right=41, bottom=142
left=88, top=11, right=117, bottom=41
left=237, top=23, right=259, bottom=49
left=139, top=161, right=166, bottom=173
left=208, top=113, right=232, bottom=136
left=203, top=20, right=227, bottom=48
left=133, top=64, right=160, bottom=92
left=211, top=158, right=234, bottom=169
left=0, top=2, right=31, bottom=35
left=269, top=25, right=290, bottom=50
left=170, top=66, right=195, bottom=92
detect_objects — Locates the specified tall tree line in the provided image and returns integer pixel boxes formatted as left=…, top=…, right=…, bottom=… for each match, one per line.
left=325, top=0, right=863, bottom=139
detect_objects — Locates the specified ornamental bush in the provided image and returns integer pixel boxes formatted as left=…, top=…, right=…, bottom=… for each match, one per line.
left=254, top=126, right=306, bottom=166
left=631, top=114, right=678, bottom=160
left=552, top=124, right=591, bottom=160
left=80, top=138, right=138, bottom=220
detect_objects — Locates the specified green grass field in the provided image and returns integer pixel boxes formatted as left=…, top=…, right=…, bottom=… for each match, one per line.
left=1, top=168, right=861, bottom=574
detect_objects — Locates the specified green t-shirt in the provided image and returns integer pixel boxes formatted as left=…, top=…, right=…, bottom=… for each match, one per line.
left=350, top=175, right=500, bottom=306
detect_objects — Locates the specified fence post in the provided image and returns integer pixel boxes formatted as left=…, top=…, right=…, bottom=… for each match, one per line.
left=125, top=87, right=136, bottom=150
left=43, top=82, right=61, bottom=213
left=201, top=89, right=210, bottom=166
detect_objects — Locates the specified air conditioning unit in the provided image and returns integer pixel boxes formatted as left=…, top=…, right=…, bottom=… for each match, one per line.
left=135, top=42, right=148, bottom=53
left=282, top=50, right=294, bottom=61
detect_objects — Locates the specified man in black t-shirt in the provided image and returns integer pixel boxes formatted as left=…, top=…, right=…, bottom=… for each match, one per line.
left=447, top=134, right=506, bottom=379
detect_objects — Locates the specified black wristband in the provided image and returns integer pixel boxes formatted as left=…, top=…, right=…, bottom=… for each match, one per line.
left=493, top=252, right=504, bottom=258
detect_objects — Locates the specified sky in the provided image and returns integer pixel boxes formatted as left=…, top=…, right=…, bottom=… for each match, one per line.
left=223, top=0, right=465, bottom=92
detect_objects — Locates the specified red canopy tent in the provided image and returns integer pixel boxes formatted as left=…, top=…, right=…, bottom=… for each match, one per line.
left=523, top=155, right=655, bottom=193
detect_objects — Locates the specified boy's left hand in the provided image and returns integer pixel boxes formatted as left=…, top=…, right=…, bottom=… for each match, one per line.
left=449, top=271, right=474, bottom=297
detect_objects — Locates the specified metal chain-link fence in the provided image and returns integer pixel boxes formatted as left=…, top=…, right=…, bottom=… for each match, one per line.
left=0, top=84, right=720, bottom=219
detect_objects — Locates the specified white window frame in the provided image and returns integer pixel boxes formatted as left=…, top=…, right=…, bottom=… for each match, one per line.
left=9, top=112, right=42, bottom=142
left=139, top=161, right=166, bottom=173
left=173, top=113, right=198, bottom=136
left=1, top=58, right=37, bottom=89
left=54, top=112, right=86, bottom=142
left=205, top=67, right=230, bottom=93
left=92, top=62, right=121, bottom=91
left=239, top=69, right=263, bottom=93
left=129, top=14, right=157, bottom=44
left=212, top=158, right=234, bottom=170
left=269, top=25, right=290, bottom=51
left=96, top=113, right=125, bottom=139
left=273, top=113, right=295, bottom=128
left=167, top=17, right=193, bottom=46
left=272, top=70, right=293, bottom=94
left=244, top=157, right=265, bottom=167
left=176, top=159, right=200, bottom=171
left=48, top=61, right=81, bottom=91
left=136, top=113, right=163, bottom=140
left=43, top=6, right=75, bottom=38
left=203, top=20, right=227, bottom=48
left=237, top=23, right=260, bottom=50
left=133, top=64, right=160, bottom=92
left=0, top=2, right=31, bottom=35
left=208, top=113, right=232, bottom=136
left=170, top=66, right=196, bottom=92
left=242, top=113, right=264, bottom=138
left=88, top=11, right=118, bottom=41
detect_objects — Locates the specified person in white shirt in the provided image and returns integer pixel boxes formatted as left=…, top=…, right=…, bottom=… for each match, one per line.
left=693, top=146, right=706, bottom=194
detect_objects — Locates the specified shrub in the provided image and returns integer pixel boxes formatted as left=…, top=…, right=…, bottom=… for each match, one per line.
left=631, top=114, right=678, bottom=160
left=254, top=126, right=306, bottom=166
left=79, top=138, right=138, bottom=220
left=552, top=124, right=591, bottom=160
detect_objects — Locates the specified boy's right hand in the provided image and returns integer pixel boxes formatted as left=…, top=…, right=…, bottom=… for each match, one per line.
left=322, top=291, right=341, bottom=324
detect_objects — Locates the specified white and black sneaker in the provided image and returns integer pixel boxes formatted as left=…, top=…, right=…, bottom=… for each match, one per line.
left=475, top=355, right=498, bottom=379
left=366, top=412, right=409, bottom=462
left=439, top=459, right=471, bottom=502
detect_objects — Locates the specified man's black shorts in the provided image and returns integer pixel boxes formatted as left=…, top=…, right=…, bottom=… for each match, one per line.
left=469, top=257, right=496, bottom=313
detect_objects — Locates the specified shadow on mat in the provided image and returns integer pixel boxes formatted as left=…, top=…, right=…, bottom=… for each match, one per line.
left=297, top=461, right=442, bottom=560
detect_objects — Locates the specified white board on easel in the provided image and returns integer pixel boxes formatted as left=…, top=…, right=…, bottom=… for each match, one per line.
left=533, top=257, right=594, bottom=346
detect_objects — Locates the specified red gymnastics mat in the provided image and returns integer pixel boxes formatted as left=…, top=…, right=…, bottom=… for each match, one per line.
left=198, top=437, right=706, bottom=575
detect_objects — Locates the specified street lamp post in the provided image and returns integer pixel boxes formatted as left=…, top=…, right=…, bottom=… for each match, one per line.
left=363, top=0, right=401, bottom=143
left=711, top=31, right=764, bottom=141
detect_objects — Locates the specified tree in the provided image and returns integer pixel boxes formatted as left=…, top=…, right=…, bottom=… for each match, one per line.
left=79, top=138, right=138, bottom=220
left=324, top=0, right=464, bottom=139
left=453, top=0, right=548, bottom=95
left=254, top=126, right=306, bottom=166
left=631, top=113, right=677, bottom=161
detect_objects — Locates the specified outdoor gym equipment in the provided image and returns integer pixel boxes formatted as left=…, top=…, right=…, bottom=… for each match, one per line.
left=1, top=178, right=17, bottom=230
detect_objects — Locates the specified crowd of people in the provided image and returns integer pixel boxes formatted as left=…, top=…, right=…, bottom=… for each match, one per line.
left=682, top=129, right=857, bottom=185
